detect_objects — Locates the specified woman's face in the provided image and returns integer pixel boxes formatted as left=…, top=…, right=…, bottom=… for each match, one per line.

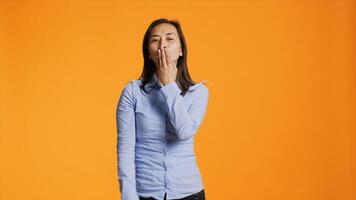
left=148, top=23, right=183, bottom=67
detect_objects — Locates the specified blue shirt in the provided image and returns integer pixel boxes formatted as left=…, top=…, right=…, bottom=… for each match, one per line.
left=116, top=74, right=209, bottom=200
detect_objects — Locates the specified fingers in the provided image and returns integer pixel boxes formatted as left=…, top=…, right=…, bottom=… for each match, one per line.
left=163, top=48, right=176, bottom=70
left=164, top=48, right=170, bottom=66
left=158, top=49, right=162, bottom=69
left=170, top=56, right=177, bottom=70
left=162, top=48, right=167, bottom=67
left=158, top=48, right=176, bottom=70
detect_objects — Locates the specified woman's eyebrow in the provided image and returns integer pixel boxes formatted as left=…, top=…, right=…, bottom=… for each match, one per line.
left=150, top=32, right=176, bottom=38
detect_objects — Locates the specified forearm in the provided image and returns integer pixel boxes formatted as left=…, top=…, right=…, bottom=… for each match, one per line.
left=160, top=82, right=209, bottom=140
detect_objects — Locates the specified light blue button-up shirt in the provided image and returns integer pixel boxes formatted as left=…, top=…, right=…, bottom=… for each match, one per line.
left=116, top=74, right=209, bottom=200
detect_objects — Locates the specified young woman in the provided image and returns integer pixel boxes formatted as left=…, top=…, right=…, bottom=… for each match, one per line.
left=116, top=18, right=209, bottom=200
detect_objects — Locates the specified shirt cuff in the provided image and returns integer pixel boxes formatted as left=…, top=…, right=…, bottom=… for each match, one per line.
left=160, top=81, right=181, bottom=99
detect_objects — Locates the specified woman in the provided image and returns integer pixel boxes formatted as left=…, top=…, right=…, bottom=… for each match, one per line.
left=116, top=18, right=209, bottom=200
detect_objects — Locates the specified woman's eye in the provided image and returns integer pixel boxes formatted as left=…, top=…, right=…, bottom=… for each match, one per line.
left=151, top=39, right=157, bottom=42
left=167, top=38, right=173, bottom=40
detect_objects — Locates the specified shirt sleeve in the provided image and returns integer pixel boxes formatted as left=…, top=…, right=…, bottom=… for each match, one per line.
left=160, top=81, right=209, bottom=140
left=116, top=81, right=139, bottom=200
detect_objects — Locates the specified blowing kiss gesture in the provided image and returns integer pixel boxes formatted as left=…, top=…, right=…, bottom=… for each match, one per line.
left=156, top=47, right=178, bottom=86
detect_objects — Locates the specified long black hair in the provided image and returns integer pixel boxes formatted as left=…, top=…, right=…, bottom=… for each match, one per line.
left=139, top=18, right=197, bottom=96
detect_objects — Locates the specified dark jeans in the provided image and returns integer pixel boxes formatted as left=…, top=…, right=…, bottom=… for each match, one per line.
left=139, top=189, right=205, bottom=200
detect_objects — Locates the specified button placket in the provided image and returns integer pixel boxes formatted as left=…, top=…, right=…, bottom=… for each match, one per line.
left=163, top=134, right=167, bottom=189
left=163, top=112, right=169, bottom=194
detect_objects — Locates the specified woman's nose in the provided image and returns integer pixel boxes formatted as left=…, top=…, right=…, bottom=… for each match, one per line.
left=159, top=42, right=167, bottom=50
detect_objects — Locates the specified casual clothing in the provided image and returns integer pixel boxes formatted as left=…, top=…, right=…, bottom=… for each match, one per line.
left=116, top=74, right=209, bottom=200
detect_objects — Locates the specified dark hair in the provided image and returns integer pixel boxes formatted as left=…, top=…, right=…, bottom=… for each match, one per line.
left=139, top=18, right=197, bottom=96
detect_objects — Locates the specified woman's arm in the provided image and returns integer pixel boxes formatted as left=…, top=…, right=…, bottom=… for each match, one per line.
left=160, top=82, right=209, bottom=140
left=116, top=81, right=139, bottom=200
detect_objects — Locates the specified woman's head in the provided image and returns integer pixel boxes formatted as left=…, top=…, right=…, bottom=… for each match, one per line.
left=148, top=22, right=183, bottom=66
left=140, top=18, right=196, bottom=96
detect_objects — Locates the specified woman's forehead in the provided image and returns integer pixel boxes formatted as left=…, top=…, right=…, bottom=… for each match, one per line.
left=150, top=23, right=178, bottom=36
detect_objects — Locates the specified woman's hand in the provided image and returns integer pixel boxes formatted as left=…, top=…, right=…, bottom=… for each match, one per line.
left=156, top=47, right=177, bottom=86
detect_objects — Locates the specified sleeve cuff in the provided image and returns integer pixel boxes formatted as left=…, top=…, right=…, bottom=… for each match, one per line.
left=160, top=81, right=181, bottom=99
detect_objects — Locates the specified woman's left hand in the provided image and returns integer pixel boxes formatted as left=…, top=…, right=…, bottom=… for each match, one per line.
left=156, top=48, right=177, bottom=86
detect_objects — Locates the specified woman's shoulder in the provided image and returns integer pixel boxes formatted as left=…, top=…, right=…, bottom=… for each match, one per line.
left=188, top=80, right=209, bottom=92
left=119, top=79, right=141, bottom=95
left=121, top=79, right=141, bottom=88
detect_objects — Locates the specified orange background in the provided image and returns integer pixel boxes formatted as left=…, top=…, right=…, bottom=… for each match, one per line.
left=1, top=0, right=355, bottom=199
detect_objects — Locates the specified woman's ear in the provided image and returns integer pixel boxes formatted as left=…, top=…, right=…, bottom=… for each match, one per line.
left=179, top=51, right=183, bottom=56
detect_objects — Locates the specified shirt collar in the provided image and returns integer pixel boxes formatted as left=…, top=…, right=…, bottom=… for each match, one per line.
left=142, top=74, right=161, bottom=92
left=142, top=74, right=207, bottom=93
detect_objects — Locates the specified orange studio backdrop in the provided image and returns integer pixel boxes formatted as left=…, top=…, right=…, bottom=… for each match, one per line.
left=0, top=0, right=355, bottom=200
